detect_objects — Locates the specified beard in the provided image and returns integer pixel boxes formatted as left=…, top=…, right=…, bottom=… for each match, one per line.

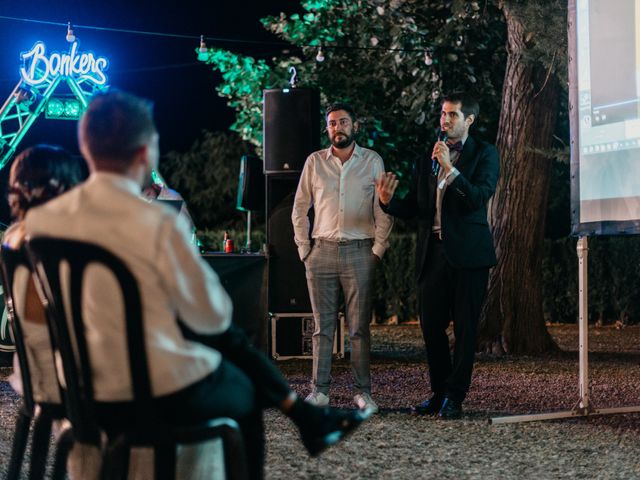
left=330, top=131, right=355, bottom=149
left=441, top=124, right=465, bottom=141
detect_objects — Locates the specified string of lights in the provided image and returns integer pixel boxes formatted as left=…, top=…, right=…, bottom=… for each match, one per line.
left=0, top=14, right=433, bottom=60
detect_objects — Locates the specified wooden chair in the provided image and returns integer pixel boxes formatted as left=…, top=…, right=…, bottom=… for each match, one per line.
left=26, top=237, right=248, bottom=480
left=0, top=244, right=68, bottom=480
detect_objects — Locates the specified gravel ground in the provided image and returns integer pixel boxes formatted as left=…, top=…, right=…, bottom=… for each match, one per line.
left=2, top=324, right=640, bottom=479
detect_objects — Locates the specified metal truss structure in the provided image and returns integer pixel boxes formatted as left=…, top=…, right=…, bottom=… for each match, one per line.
left=0, top=67, right=107, bottom=170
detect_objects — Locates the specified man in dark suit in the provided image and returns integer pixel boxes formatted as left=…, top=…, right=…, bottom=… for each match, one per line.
left=376, top=92, right=499, bottom=419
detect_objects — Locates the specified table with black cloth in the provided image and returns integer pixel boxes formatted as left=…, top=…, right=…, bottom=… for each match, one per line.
left=200, top=252, right=268, bottom=351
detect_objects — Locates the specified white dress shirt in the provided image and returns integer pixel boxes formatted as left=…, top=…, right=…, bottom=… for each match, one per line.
left=24, top=172, right=232, bottom=401
left=292, top=143, right=393, bottom=260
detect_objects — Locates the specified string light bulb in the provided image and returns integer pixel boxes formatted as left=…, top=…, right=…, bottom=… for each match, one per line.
left=66, top=22, right=76, bottom=43
left=315, top=46, right=325, bottom=63
left=197, top=35, right=209, bottom=61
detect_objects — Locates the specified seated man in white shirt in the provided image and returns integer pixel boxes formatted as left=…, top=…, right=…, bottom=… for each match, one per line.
left=24, top=90, right=370, bottom=479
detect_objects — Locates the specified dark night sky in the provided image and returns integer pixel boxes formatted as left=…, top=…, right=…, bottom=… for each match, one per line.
left=0, top=0, right=300, bottom=156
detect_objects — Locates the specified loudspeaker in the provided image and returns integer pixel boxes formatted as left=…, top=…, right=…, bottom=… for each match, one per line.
left=263, top=88, right=321, bottom=174
left=236, top=155, right=265, bottom=212
left=267, top=174, right=312, bottom=312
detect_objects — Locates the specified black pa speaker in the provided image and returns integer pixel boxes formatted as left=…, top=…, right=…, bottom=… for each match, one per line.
left=236, top=155, right=265, bottom=212
left=263, top=88, right=321, bottom=174
left=266, top=174, right=311, bottom=312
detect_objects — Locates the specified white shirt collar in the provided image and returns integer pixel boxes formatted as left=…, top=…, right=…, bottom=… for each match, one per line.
left=89, top=171, right=142, bottom=196
left=324, top=142, right=362, bottom=161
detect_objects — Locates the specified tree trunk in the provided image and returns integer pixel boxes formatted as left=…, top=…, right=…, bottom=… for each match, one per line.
left=479, top=4, right=559, bottom=355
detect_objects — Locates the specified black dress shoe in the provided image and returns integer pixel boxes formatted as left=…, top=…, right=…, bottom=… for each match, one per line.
left=298, top=406, right=371, bottom=456
left=411, top=394, right=444, bottom=416
left=437, top=397, right=463, bottom=419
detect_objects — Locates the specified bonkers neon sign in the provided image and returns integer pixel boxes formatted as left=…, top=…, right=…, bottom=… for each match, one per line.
left=20, top=41, right=109, bottom=86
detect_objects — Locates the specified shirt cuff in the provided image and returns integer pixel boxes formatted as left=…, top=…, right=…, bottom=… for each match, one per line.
left=298, top=245, right=311, bottom=261
left=445, top=167, right=460, bottom=185
left=372, top=243, right=386, bottom=259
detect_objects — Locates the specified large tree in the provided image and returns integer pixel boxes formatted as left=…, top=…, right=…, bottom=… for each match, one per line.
left=480, top=1, right=567, bottom=355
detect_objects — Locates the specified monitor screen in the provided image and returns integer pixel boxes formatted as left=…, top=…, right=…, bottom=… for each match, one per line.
left=571, top=0, right=640, bottom=234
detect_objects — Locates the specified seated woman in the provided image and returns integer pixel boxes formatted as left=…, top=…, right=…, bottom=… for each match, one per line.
left=5, top=144, right=88, bottom=403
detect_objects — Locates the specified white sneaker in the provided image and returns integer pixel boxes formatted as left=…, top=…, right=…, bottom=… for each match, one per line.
left=305, top=391, right=330, bottom=407
left=354, top=392, right=379, bottom=413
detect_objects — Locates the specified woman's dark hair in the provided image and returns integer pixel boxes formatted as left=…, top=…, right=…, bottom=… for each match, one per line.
left=8, top=144, right=89, bottom=219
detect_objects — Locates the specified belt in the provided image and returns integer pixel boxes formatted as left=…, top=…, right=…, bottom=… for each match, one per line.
left=315, top=238, right=373, bottom=247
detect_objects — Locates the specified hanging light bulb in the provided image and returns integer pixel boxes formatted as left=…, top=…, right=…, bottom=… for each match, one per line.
left=424, top=50, right=433, bottom=66
left=66, top=22, right=76, bottom=43
left=315, top=46, right=325, bottom=63
left=197, top=35, right=209, bottom=62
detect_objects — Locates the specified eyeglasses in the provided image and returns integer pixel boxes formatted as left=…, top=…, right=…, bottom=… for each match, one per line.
left=327, top=118, right=352, bottom=129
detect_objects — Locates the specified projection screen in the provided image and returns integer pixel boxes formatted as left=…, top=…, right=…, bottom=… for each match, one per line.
left=570, top=0, right=640, bottom=235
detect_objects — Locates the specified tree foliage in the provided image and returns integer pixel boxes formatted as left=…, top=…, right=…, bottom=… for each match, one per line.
left=200, top=0, right=506, bottom=182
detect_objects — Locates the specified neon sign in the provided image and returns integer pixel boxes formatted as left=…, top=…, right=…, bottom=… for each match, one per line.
left=20, top=41, right=109, bottom=87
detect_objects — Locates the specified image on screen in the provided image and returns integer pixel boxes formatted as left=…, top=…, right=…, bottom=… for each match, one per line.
left=575, top=0, right=640, bottom=231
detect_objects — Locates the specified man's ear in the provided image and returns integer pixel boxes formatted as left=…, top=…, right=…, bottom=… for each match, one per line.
left=353, top=120, right=359, bottom=133
left=133, top=144, right=150, bottom=168
left=465, top=114, right=475, bottom=127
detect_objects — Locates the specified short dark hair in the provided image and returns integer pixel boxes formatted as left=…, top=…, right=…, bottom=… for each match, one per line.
left=8, top=144, right=88, bottom=219
left=78, top=90, right=156, bottom=169
left=325, top=102, right=357, bottom=123
left=442, top=92, right=479, bottom=121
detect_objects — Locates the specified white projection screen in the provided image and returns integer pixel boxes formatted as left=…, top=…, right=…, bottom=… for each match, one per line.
left=570, top=0, right=640, bottom=235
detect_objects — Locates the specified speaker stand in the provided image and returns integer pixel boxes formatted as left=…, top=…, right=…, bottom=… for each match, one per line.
left=244, top=210, right=253, bottom=252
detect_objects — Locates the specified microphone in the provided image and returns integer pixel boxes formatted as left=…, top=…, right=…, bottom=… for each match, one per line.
left=432, top=130, right=448, bottom=176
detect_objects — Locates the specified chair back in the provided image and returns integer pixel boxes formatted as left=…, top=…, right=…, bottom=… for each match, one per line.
left=26, top=236, right=155, bottom=444
left=26, top=236, right=248, bottom=479
left=1, top=244, right=71, bottom=480
left=0, top=244, right=38, bottom=415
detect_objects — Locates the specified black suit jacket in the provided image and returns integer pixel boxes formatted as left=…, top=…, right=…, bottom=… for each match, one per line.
left=383, top=135, right=500, bottom=279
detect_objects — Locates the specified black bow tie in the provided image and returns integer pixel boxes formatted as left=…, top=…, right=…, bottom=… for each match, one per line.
left=448, top=142, right=463, bottom=153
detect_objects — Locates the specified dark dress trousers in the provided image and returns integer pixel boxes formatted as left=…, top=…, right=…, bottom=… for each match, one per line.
left=383, top=135, right=499, bottom=402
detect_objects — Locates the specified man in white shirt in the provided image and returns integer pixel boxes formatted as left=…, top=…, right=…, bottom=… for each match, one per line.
left=25, top=91, right=370, bottom=478
left=292, top=103, right=393, bottom=413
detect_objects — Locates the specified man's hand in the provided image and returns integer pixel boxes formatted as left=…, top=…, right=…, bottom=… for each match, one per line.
left=375, top=172, right=399, bottom=206
left=431, top=141, right=453, bottom=173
